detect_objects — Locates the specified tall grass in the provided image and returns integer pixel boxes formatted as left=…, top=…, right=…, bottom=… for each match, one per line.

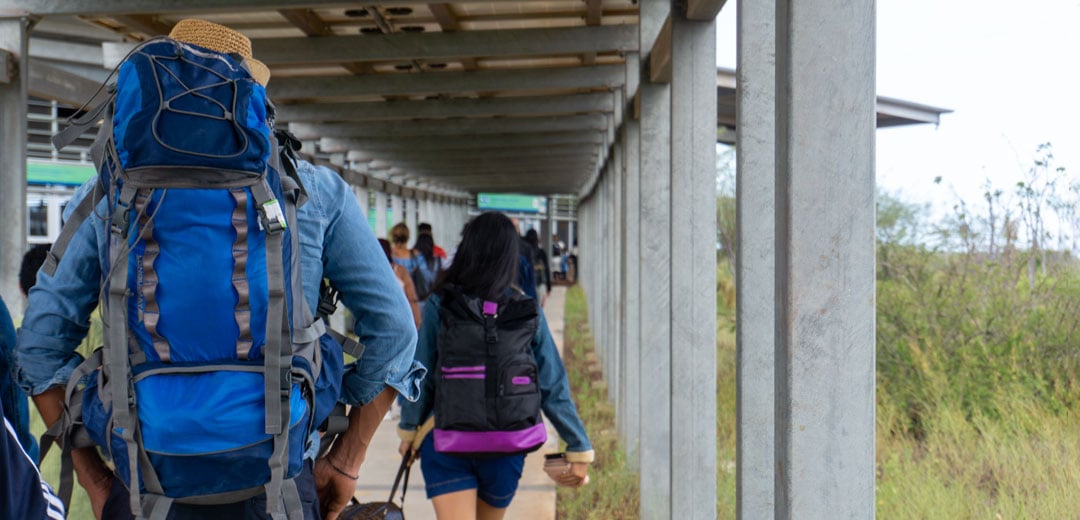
left=875, top=237, right=1080, bottom=515
left=716, top=265, right=736, bottom=518
left=557, top=285, right=640, bottom=519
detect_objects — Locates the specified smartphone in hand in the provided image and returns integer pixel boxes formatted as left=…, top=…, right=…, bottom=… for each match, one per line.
left=543, top=452, right=571, bottom=480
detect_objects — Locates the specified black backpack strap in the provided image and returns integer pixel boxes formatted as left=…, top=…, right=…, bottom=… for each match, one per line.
left=317, top=280, right=366, bottom=359
left=274, top=129, right=308, bottom=208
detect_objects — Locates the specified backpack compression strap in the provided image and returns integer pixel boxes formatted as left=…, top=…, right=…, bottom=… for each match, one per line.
left=251, top=178, right=304, bottom=520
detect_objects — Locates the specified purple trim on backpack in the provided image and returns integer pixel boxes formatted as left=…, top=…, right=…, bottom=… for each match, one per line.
left=444, top=374, right=485, bottom=380
left=434, top=423, right=547, bottom=454
left=511, top=376, right=531, bottom=385
left=441, top=366, right=485, bottom=373
left=482, top=300, right=498, bottom=316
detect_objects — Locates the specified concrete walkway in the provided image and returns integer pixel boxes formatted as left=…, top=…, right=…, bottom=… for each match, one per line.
left=355, top=287, right=567, bottom=519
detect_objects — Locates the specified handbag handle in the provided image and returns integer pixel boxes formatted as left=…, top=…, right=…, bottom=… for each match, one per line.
left=387, top=450, right=414, bottom=506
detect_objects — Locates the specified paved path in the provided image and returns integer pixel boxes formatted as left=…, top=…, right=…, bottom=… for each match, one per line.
left=356, top=287, right=567, bottom=519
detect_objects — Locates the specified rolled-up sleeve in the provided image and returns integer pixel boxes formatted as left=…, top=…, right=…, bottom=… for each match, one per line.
left=533, top=309, right=592, bottom=454
left=312, top=166, right=424, bottom=406
left=398, top=297, right=440, bottom=434
left=15, top=180, right=105, bottom=396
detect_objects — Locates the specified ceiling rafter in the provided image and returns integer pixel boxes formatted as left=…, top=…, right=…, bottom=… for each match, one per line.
left=427, top=3, right=477, bottom=70
left=277, top=9, right=372, bottom=75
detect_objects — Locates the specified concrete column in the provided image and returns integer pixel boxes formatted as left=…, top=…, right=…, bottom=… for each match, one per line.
left=637, top=0, right=672, bottom=516
left=736, top=1, right=777, bottom=516
left=618, top=51, right=642, bottom=465
left=0, top=18, right=28, bottom=314
left=774, top=0, right=876, bottom=517
left=568, top=221, right=575, bottom=260
left=417, top=194, right=429, bottom=224
left=390, top=193, right=404, bottom=231
left=438, top=200, right=448, bottom=246
left=405, top=196, right=418, bottom=245
left=374, top=191, right=388, bottom=239
left=609, top=143, right=622, bottom=405
left=354, top=185, right=370, bottom=226
left=669, top=7, right=718, bottom=519
left=545, top=197, right=555, bottom=263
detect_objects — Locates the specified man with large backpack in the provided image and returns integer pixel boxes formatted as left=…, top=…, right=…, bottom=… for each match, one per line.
left=16, top=19, right=422, bottom=520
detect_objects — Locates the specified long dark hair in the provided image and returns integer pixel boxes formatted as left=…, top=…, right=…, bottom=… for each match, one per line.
left=414, top=233, right=437, bottom=270
left=437, top=212, right=520, bottom=302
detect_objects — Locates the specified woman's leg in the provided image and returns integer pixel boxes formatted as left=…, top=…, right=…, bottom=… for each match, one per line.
left=476, top=499, right=509, bottom=520
left=431, top=489, right=478, bottom=519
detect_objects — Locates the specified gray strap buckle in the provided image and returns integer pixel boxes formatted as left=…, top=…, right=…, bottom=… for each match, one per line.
left=258, top=199, right=287, bottom=235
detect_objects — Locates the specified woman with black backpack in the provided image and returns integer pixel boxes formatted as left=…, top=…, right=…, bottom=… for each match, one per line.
left=397, top=212, right=593, bottom=520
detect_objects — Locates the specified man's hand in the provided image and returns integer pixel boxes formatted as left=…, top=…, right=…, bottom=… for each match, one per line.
left=313, top=457, right=356, bottom=520
left=315, top=388, right=396, bottom=519
left=73, top=447, right=112, bottom=519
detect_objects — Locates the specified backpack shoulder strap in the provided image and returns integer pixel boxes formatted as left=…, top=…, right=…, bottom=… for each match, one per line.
left=40, top=183, right=105, bottom=277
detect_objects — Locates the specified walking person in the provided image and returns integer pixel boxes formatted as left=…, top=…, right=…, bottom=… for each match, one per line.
left=16, top=19, right=422, bottom=520
left=523, top=229, right=552, bottom=307
left=390, top=222, right=439, bottom=306
left=379, top=238, right=422, bottom=328
left=397, top=212, right=593, bottom=520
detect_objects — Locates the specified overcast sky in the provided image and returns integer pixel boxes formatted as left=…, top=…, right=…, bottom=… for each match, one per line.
left=715, top=1, right=1080, bottom=213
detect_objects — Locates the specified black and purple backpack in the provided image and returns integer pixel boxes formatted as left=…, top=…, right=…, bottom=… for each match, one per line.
left=433, top=286, right=546, bottom=457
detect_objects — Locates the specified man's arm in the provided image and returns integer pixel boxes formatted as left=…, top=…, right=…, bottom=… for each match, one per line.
left=313, top=164, right=421, bottom=405
left=17, top=178, right=111, bottom=518
left=313, top=387, right=396, bottom=520
left=32, top=389, right=111, bottom=519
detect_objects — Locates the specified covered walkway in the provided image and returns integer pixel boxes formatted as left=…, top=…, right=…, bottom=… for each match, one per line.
left=0, top=2, right=946, bottom=518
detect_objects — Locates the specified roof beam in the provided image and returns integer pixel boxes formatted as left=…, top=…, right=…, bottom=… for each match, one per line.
left=585, top=0, right=604, bottom=25
left=29, top=37, right=103, bottom=66
left=321, top=131, right=604, bottom=152
left=346, top=145, right=599, bottom=161
left=278, top=8, right=332, bottom=36
left=276, top=8, right=379, bottom=75
left=686, top=0, right=728, bottom=21
left=254, top=25, right=638, bottom=66
left=276, top=92, right=614, bottom=122
left=427, top=3, right=477, bottom=70
left=270, top=64, right=624, bottom=100
left=110, top=14, right=173, bottom=36
left=0, top=1, right=401, bottom=17
left=581, top=0, right=604, bottom=65
left=649, top=16, right=672, bottom=83
left=289, top=114, right=607, bottom=139
left=28, top=59, right=104, bottom=105
left=364, top=155, right=596, bottom=169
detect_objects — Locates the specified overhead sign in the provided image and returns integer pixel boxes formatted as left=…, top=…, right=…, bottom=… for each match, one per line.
left=477, top=193, right=546, bottom=213
left=27, top=160, right=96, bottom=186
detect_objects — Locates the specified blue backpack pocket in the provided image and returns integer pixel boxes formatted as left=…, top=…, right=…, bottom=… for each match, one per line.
left=82, top=366, right=310, bottom=498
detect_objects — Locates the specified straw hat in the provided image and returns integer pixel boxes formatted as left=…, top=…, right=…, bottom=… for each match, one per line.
left=168, top=18, right=270, bottom=87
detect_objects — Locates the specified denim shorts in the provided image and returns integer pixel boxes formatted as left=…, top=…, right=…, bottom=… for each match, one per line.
left=417, top=434, right=526, bottom=508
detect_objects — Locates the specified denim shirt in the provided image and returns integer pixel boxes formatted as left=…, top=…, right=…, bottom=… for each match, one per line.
left=399, top=293, right=592, bottom=454
left=16, top=159, right=424, bottom=410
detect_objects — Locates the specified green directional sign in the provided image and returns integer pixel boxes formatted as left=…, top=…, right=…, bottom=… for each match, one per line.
left=27, top=160, right=96, bottom=186
left=477, top=193, right=546, bottom=213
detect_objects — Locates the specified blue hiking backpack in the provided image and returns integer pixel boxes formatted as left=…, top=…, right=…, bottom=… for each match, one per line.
left=432, top=286, right=546, bottom=457
left=40, top=37, right=349, bottom=520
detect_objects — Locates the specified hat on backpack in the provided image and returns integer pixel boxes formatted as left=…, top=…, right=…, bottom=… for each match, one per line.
left=168, top=18, right=271, bottom=87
